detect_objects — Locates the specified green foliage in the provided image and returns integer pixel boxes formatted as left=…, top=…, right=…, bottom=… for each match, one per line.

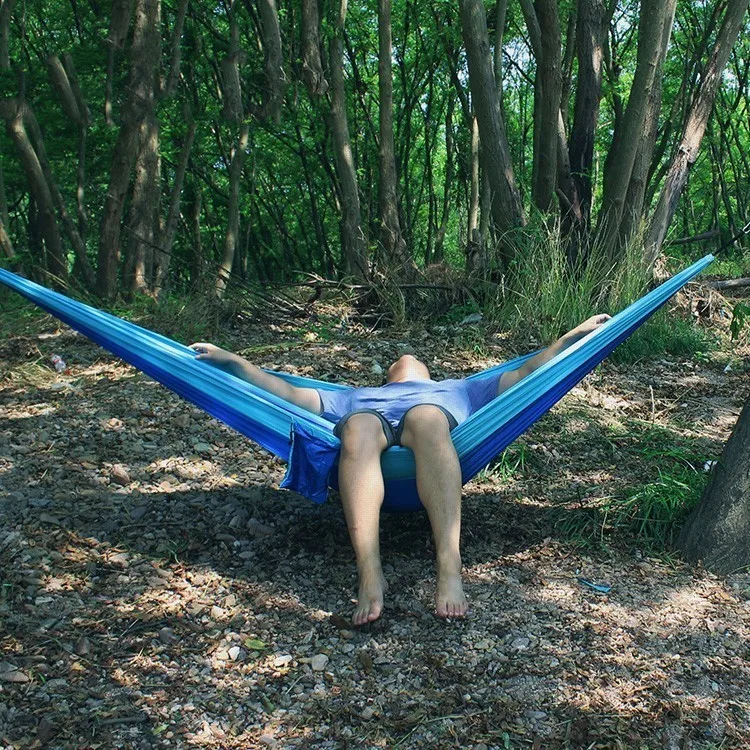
left=554, top=422, right=710, bottom=550
left=730, top=302, right=750, bottom=341
left=110, top=292, right=240, bottom=346
left=614, top=313, right=717, bottom=362
left=480, top=443, right=530, bottom=483
left=0, top=290, right=49, bottom=337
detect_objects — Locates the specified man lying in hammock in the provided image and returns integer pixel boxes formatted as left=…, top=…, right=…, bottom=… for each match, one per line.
left=190, top=313, right=609, bottom=625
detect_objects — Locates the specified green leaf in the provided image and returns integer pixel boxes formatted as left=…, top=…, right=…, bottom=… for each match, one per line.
left=244, top=638, right=266, bottom=650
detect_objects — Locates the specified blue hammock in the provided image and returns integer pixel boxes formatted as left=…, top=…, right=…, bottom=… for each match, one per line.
left=0, top=256, right=713, bottom=512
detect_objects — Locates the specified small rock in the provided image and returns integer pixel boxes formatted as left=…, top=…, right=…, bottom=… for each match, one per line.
left=274, top=654, right=293, bottom=667
left=259, top=735, right=276, bottom=747
left=510, top=636, right=531, bottom=651
left=109, top=552, right=130, bottom=568
left=36, top=717, right=58, bottom=743
left=130, top=505, right=148, bottom=520
left=210, top=605, right=226, bottom=620
left=29, top=498, right=52, bottom=508
left=525, top=710, right=548, bottom=721
left=228, top=646, right=242, bottom=661
left=158, top=627, right=177, bottom=645
left=311, top=654, right=329, bottom=671
left=193, top=442, right=213, bottom=455
left=74, top=637, right=91, bottom=656
left=371, top=362, right=384, bottom=376
left=360, top=706, right=375, bottom=721
left=110, top=464, right=131, bottom=485
left=225, top=594, right=237, bottom=607
left=246, top=519, right=273, bottom=537
left=0, top=662, right=29, bottom=683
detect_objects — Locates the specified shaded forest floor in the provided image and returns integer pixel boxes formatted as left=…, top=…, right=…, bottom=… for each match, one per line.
left=1, top=292, right=749, bottom=749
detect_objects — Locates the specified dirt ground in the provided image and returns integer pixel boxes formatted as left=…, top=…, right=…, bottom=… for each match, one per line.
left=0, top=294, right=749, bottom=749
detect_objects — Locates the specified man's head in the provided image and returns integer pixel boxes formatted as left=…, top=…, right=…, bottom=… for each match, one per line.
left=385, top=354, right=431, bottom=384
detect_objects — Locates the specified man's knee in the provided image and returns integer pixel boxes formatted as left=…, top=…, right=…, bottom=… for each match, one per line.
left=339, top=413, right=389, bottom=455
left=399, top=405, right=452, bottom=446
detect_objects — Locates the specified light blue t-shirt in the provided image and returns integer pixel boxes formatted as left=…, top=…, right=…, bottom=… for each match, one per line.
left=317, top=376, right=502, bottom=428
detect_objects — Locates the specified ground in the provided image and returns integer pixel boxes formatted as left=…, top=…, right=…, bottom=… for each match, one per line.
left=0, top=296, right=749, bottom=749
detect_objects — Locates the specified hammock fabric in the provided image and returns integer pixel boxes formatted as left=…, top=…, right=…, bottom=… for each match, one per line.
left=0, top=256, right=713, bottom=512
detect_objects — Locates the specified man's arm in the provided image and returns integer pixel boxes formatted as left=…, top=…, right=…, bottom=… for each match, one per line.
left=497, top=314, right=611, bottom=395
left=189, top=343, right=323, bottom=414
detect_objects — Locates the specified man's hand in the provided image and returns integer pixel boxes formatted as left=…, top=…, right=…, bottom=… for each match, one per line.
left=189, top=342, right=238, bottom=367
left=569, top=313, right=611, bottom=340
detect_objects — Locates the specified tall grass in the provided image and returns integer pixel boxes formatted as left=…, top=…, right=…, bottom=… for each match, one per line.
left=484, top=223, right=715, bottom=360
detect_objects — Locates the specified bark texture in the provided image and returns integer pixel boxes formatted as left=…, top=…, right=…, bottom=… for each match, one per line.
left=599, top=0, right=674, bottom=254
left=257, top=0, right=286, bottom=122
left=97, top=0, right=161, bottom=298
left=215, top=123, right=250, bottom=297
left=0, top=0, right=15, bottom=70
left=567, top=0, right=606, bottom=230
left=521, top=0, right=562, bottom=212
left=645, top=0, right=750, bottom=268
left=0, top=100, right=67, bottom=280
left=300, top=0, right=327, bottom=97
left=377, top=0, right=409, bottom=272
left=619, top=0, right=677, bottom=246
left=678, top=395, right=750, bottom=574
left=459, top=0, right=524, bottom=267
left=329, top=0, right=368, bottom=280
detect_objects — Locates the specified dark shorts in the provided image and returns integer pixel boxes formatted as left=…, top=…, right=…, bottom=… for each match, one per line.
left=332, top=405, right=459, bottom=448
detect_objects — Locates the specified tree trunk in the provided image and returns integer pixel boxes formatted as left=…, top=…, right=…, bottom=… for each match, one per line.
left=0, top=100, right=67, bottom=280
left=257, top=0, right=286, bottom=122
left=467, top=114, right=481, bottom=271
left=215, top=122, right=249, bottom=297
left=329, top=0, right=368, bottom=280
left=23, top=103, right=95, bottom=287
left=105, top=0, right=134, bottom=127
left=300, top=0, right=327, bottom=97
left=164, top=0, right=188, bottom=98
left=644, top=0, right=750, bottom=269
left=97, top=0, right=160, bottom=298
left=61, top=53, right=90, bottom=244
left=221, top=4, right=243, bottom=123
left=619, top=0, right=677, bottom=247
left=521, top=0, right=562, bottom=213
left=155, top=116, right=196, bottom=294
left=125, top=113, right=161, bottom=294
left=677, top=394, right=750, bottom=574
left=0, top=0, right=15, bottom=70
left=433, top=96, right=454, bottom=264
left=186, top=177, right=203, bottom=286
left=567, top=0, right=606, bottom=234
left=459, top=0, right=524, bottom=268
left=598, top=0, right=674, bottom=257
left=377, top=0, right=410, bottom=273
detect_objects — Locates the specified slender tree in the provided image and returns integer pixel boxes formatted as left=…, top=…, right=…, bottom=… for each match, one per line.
left=329, top=0, right=368, bottom=279
left=645, top=0, right=750, bottom=268
left=459, top=0, right=524, bottom=268
left=377, top=0, right=410, bottom=272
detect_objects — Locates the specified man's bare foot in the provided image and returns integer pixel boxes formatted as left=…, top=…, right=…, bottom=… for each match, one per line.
left=435, top=564, right=468, bottom=619
left=352, top=567, right=388, bottom=626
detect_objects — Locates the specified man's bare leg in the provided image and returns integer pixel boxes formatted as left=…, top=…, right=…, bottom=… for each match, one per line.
left=337, top=414, right=389, bottom=626
left=399, top=406, right=468, bottom=618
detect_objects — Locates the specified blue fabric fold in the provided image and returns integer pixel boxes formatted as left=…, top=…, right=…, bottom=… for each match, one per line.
left=280, top=420, right=340, bottom=504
